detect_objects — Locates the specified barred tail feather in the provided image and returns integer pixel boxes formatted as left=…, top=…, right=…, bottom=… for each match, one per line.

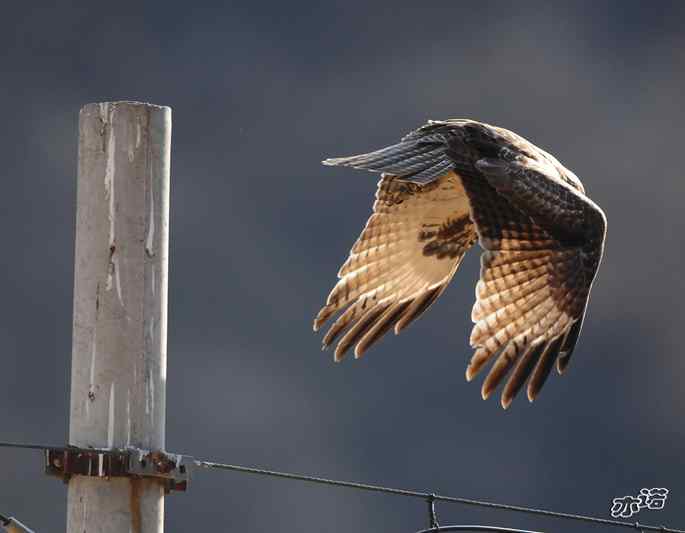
left=323, top=139, right=453, bottom=184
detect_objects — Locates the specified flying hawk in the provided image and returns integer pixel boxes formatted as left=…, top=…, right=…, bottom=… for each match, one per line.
left=313, top=119, right=607, bottom=409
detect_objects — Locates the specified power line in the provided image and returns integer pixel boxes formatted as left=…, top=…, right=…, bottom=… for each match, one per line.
left=0, top=442, right=56, bottom=451
left=194, top=460, right=684, bottom=532
left=1, top=441, right=682, bottom=533
left=417, top=524, right=540, bottom=533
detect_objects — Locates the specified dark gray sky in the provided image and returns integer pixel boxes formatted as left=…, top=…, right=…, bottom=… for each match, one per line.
left=1, top=1, right=684, bottom=532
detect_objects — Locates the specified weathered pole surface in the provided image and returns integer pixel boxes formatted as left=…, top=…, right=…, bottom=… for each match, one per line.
left=67, top=102, right=171, bottom=533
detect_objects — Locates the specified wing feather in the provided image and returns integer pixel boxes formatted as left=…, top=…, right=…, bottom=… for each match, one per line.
left=527, top=334, right=565, bottom=401
left=314, top=171, right=477, bottom=359
left=452, top=122, right=606, bottom=408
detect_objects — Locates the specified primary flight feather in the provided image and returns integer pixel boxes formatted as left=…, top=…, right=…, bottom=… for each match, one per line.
left=313, top=119, right=606, bottom=409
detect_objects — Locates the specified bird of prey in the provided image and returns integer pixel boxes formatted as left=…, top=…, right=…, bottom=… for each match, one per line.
left=313, top=119, right=606, bottom=409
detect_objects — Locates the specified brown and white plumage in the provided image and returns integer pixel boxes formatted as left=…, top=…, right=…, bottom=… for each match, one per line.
left=314, top=119, right=606, bottom=409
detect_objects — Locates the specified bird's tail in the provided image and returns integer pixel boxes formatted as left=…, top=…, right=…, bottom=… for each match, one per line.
left=322, top=137, right=453, bottom=184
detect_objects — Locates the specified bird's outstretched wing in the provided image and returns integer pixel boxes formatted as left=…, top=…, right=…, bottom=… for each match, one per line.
left=314, top=172, right=477, bottom=360
left=445, top=122, right=607, bottom=408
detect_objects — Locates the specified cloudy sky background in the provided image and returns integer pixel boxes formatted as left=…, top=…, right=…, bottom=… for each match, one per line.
left=1, top=1, right=684, bottom=531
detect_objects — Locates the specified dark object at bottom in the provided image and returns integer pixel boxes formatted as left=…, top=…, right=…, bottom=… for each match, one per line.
left=415, top=526, right=543, bottom=533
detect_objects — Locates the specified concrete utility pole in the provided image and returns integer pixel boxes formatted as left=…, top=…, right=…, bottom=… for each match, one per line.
left=67, top=102, right=172, bottom=533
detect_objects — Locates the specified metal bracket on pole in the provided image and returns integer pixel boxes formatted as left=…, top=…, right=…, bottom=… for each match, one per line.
left=45, top=447, right=191, bottom=493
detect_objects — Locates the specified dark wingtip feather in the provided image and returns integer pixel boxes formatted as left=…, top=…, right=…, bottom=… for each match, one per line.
left=501, top=341, right=545, bottom=409
left=481, top=345, right=517, bottom=401
left=556, top=318, right=583, bottom=374
left=354, top=300, right=411, bottom=359
left=556, top=353, right=572, bottom=375
left=394, top=285, right=444, bottom=334
left=527, top=335, right=564, bottom=402
left=333, top=303, right=389, bottom=362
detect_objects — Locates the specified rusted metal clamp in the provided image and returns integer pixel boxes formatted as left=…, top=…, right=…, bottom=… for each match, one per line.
left=44, top=446, right=191, bottom=493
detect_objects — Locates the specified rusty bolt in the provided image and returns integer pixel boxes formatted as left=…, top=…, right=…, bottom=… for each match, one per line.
left=148, top=451, right=174, bottom=474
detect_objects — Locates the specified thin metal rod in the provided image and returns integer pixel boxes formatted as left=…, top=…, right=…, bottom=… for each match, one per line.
left=428, top=494, right=439, bottom=529
left=195, top=460, right=429, bottom=497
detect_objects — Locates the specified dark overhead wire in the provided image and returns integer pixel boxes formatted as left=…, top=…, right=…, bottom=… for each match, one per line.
left=0, top=441, right=56, bottom=451
left=417, top=525, right=541, bottom=533
left=194, top=460, right=685, bottom=532
left=0, top=441, right=682, bottom=533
